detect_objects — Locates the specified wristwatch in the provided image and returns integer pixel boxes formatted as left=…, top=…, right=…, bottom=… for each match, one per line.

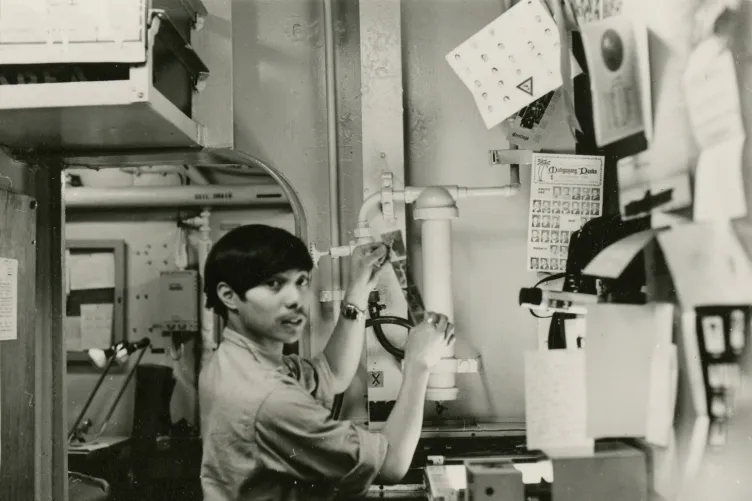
left=341, top=301, right=365, bottom=320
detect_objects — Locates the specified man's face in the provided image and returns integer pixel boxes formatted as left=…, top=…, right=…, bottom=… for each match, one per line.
left=223, top=269, right=313, bottom=345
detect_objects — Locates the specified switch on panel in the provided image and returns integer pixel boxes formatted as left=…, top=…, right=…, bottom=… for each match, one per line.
left=157, top=270, right=200, bottom=333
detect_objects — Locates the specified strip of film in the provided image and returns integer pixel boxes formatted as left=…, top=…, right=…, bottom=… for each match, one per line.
left=380, top=229, right=426, bottom=324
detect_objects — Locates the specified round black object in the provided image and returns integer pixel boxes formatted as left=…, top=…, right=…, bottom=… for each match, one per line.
left=600, top=29, right=624, bottom=72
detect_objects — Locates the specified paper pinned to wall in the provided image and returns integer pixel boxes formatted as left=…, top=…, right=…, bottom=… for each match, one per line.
left=506, top=89, right=575, bottom=151
left=684, top=36, right=747, bottom=221
left=525, top=350, right=593, bottom=455
left=80, top=304, right=113, bottom=349
left=617, top=150, right=693, bottom=221
left=0, top=257, right=18, bottom=341
left=445, top=0, right=582, bottom=129
left=658, top=222, right=752, bottom=309
left=69, top=252, right=115, bottom=291
left=527, top=153, right=605, bottom=272
left=580, top=16, right=645, bottom=147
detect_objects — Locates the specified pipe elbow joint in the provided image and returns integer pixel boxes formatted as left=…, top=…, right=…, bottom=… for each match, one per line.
left=414, top=186, right=459, bottom=221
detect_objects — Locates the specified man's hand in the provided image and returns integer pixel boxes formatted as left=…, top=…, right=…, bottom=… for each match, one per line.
left=345, top=242, right=389, bottom=308
left=404, top=312, right=455, bottom=371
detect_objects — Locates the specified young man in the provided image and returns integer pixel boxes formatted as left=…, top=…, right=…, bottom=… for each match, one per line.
left=199, top=224, right=455, bottom=501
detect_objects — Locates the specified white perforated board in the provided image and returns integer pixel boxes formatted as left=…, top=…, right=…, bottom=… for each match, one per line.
left=445, top=0, right=582, bottom=129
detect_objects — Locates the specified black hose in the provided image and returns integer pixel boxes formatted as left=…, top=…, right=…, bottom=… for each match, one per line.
left=330, top=312, right=413, bottom=421
left=367, top=316, right=411, bottom=359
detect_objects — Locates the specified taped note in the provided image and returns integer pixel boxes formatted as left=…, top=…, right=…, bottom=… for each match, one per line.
left=525, top=350, right=593, bottom=455
left=80, top=304, right=113, bottom=349
left=0, top=258, right=18, bottom=341
left=446, top=0, right=582, bottom=129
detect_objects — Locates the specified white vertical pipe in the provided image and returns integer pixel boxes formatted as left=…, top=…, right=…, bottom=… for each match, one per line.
left=197, top=208, right=216, bottom=369
left=413, top=187, right=459, bottom=401
left=323, top=0, right=343, bottom=319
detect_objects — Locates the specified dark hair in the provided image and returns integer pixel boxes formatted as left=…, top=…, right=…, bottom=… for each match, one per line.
left=203, top=224, right=313, bottom=319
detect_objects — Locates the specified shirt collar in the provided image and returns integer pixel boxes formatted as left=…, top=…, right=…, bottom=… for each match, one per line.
left=221, top=327, right=286, bottom=372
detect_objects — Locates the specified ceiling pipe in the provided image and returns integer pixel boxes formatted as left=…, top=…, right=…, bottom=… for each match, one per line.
left=64, top=182, right=288, bottom=208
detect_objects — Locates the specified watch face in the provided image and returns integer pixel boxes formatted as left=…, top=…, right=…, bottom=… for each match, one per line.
left=342, top=304, right=360, bottom=319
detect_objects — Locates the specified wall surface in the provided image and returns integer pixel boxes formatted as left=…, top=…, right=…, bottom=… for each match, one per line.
left=402, top=0, right=540, bottom=421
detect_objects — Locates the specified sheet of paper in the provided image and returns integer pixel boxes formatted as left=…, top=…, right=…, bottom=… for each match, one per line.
left=582, top=228, right=657, bottom=279
left=0, top=257, right=18, bottom=341
left=694, top=135, right=747, bottom=221
left=617, top=150, right=693, bottom=221
left=80, top=303, right=113, bottom=349
left=658, top=222, right=752, bottom=308
left=585, top=303, right=674, bottom=438
left=64, top=316, right=82, bottom=352
left=567, top=0, right=624, bottom=25
left=580, top=16, right=645, bottom=147
left=69, top=252, right=116, bottom=291
left=445, top=0, right=582, bottom=129
left=683, top=37, right=746, bottom=223
left=506, top=89, right=575, bottom=151
left=527, top=153, right=605, bottom=272
left=646, top=343, right=679, bottom=447
left=525, top=350, right=593, bottom=452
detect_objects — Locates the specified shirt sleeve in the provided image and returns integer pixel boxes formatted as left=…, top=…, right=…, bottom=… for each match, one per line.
left=283, top=353, right=337, bottom=408
left=255, top=382, right=388, bottom=497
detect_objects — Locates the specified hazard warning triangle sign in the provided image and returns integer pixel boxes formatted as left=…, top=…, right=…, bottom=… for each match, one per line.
left=516, top=77, right=534, bottom=96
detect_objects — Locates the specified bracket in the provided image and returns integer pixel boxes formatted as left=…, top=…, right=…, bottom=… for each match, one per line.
left=381, top=172, right=396, bottom=223
left=489, top=149, right=533, bottom=165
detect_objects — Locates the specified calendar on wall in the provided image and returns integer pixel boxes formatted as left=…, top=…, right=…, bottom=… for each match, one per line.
left=445, top=0, right=582, bottom=129
left=527, top=153, right=605, bottom=272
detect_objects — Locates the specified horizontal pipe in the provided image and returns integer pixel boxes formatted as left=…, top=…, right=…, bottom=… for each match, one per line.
left=357, top=183, right=521, bottom=226
left=65, top=182, right=288, bottom=208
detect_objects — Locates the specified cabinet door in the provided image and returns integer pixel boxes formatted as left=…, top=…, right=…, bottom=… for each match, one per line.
left=0, top=189, right=38, bottom=500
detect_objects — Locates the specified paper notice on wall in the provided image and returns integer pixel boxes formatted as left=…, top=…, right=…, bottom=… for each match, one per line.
left=69, top=252, right=115, bottom=291
left=80, top=304, right=113, bottom=349
left=527, top=153, right=605, bottom=272
left=0, top=258, right=18, bottom=341
left=506, top=89, right=575, bottom=151
left=445, top=0, right=582, bottom=129
left=684, top=36, right=747, bottom=221
left=580, top=16, right=645, bottom=147
left=64, top=316, right=83, bottom=351
left=617, top=150, right=693, bottom=221
left=567, top=0, right=624, bottom=25
left=525, top=350, right=593, bottom=455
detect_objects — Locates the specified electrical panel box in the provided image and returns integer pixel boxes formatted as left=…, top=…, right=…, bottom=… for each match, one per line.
left=0, top=0, right=209, bottom=153
left=157, top=270, right=199, bottom=333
